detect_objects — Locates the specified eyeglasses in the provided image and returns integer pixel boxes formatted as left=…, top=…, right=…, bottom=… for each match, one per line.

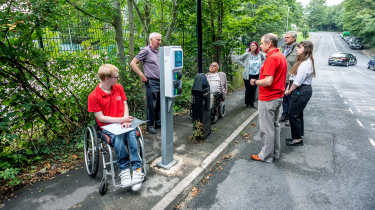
left=210, top=64, right=217, bottom=67
left=111, top=76, right=119, bottom=79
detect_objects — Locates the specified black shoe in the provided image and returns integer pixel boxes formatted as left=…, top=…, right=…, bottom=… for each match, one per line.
left=286, top=139, right=303, bottom=146
left=155, top=124, right=161, bottom=129
left=279, top=115, right=287, bottom=122
left=147, top=126, right=157, bottom=134
left=285, top=138, right=293, bottom=142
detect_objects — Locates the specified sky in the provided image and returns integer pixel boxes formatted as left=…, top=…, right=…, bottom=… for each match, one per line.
left=297, top=0, right=344, bottom=7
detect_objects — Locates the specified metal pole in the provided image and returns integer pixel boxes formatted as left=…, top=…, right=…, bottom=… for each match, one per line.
left=158, top=47, right=177, bottom=169
left=286, top=6, right=290, bottom=32
left=197, top=0, right=202, bottom=73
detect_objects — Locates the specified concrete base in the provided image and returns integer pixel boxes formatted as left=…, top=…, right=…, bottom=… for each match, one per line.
left=151, top=155, right=184, bottom=176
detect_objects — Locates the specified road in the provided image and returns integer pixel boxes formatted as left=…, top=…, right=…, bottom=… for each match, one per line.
left=182, top=32, right=375, bottom=210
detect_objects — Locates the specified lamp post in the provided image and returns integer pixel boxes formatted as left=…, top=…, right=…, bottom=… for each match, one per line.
left=197, top=0, right=202, bottom=73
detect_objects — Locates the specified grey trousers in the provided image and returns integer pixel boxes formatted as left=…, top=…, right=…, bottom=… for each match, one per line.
left=258, top=98, right=283, bottom=162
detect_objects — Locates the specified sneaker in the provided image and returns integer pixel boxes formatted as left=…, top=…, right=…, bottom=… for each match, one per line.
left=132, top=168, right=144, bottom=184
left=119, top=169, right=131, bottom=187
left=131, top=183, right=142, bottom=191
left=147, top=126, right=157, bottom=134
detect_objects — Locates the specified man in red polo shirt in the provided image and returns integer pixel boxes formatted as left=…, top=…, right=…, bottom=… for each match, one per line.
left=250, top=33, right=287, bottom=163
left=88, top=64, right=144, bottom=190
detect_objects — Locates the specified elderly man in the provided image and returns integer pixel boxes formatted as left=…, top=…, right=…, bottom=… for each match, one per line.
left=205, top=62, right=227, bottom=96
left=131, top=32, right=162, bottom=134
left=250, top=33, right=287, bottom=163
left=280, top=31, right=298, bottom=122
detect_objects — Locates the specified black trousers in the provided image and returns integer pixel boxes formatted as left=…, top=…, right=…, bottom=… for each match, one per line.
left=282, top=82, right=290, bottom=117
left=243, top=74, right=259, bottom=106
left=145, top=79, right=161, bottom=127
left=288, top=85, right=312, bottom=139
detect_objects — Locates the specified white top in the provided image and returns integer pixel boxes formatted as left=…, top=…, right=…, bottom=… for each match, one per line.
left=206, top=73, right=221, bottom=93
left=290, top=58, right=313, bottom=86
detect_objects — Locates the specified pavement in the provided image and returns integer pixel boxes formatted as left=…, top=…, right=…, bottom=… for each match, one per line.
left=2, top=88, right=258, bottom=210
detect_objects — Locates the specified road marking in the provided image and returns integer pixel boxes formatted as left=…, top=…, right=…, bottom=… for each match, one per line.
left=369, top=138, right=375, bottom=148
left=348, top=108, right=353, bottom=114
left=356, top=119, right=364, bottom=128
left=151, top=111, right=258, bottom=210
left=330, top=34, right=338, bottom=51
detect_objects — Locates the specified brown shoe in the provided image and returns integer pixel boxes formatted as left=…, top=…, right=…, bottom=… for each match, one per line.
left=250, top=154, right=263, bottom=161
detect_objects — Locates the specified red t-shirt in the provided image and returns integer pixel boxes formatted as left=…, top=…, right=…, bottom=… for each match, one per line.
left=258, top=48, right=287, bottom=101
left=88, top=84, right=127, bottom=127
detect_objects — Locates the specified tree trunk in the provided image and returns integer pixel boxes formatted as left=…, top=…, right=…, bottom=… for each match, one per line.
left=113, top=0, right=126, bottom=70
left=127, top=0, right=134, bottom=59
left=217, top=0, right=223, bottom=65
left=208, top=0, right=216, bottom=63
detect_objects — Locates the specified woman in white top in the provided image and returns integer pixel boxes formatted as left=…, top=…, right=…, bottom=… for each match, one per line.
left=235, top=41, right=264, bottom=108
left=285, top=41, right=316, bottom=146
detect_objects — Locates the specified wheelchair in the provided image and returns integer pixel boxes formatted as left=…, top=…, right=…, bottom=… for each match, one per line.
left=83, top=122, right=147, bottom=195
left=210, top=92, right=226, bottom=123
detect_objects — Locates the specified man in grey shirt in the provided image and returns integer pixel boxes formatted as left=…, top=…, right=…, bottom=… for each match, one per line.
left=130, top=32, right=162, bottom=134
left=280, top=31, right=298, bottom=122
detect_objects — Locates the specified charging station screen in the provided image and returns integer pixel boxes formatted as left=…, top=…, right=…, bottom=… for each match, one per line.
left=174, top=51, right=182, bottom=68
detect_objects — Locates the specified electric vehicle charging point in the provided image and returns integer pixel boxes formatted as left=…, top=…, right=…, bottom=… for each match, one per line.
left=158, top=46, right=183, bottom=169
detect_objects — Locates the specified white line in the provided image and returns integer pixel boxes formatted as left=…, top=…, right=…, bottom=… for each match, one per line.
left=330, top=34, right=338, bottom=52
left=356, top=119, right=364, bottom=128
left=344, top=101, right=348, bottom=104
left=369, top=138, right=375, bottom=147
left=151, top=112, right=258, bottom=210
left=348, top=108, right=353, bottom=114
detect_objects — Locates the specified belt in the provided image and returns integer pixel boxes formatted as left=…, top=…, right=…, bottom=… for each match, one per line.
left=147, top=78, right=160, bottom=81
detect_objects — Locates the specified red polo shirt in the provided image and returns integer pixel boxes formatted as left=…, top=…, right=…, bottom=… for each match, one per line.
left=88, top=84, right=127, bottom=127
left=258, top=48, right=287, bottom=101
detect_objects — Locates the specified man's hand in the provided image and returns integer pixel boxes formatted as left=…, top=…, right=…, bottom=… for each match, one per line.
left=250, top=79, right=257, bottom=86
left=124, top=116, right=134, bottom=122
left=140, top=74, right=148, bottom=83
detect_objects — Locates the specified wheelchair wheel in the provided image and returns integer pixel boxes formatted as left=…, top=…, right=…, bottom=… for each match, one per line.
left=99, top=177, right=108, bottom=195
left=84, top=126, right=99, bottom=177
left=136, top=127, right=147, bottom=178
left=219, top=103, right=225, bottom=118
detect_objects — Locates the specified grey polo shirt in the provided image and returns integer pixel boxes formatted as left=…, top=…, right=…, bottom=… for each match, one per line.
left=136, top=45, right=160, bottom=80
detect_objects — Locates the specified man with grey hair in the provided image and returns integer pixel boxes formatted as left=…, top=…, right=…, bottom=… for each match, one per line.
left=131, top=32, right=162, bottom=134
left=280, top=31, right=298, bottom=123
left=250, top=33, right=287, bottom=163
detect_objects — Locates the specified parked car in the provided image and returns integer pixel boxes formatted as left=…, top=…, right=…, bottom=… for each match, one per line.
left=347, top=37, right=364, bottom=49
left=349, top=41, right=364, bottom=50
left=368, top=56, right=375, bottom=70
left=328, top=52, right=357, bottom=66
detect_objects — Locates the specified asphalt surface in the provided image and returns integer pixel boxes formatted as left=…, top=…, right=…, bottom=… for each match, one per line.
left=184, top=32, right=375, bottom=210
left=2, top=87, right=257, bottom=210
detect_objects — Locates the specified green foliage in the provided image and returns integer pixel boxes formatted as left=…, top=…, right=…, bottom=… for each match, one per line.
left=306, top=0, right=375, bottom=47
left=0, top=168, right=21, bottom=186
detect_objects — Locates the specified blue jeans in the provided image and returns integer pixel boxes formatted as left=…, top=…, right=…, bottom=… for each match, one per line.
left=102, top=129, right=141, bottom=171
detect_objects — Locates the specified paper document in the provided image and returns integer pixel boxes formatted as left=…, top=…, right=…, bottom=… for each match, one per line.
left=101, top=117, right=146, bottom=135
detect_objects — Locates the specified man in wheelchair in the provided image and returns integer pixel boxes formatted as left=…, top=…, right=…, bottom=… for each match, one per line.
left=88, top=64, right=144, bottom=189
left=205, top=62, right=227, bottom=123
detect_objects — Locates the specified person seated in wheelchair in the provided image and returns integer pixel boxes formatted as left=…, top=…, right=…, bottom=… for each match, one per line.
left=205, top=62, right=227, bottom=122
left=88, top=64, right=144, bottom=189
